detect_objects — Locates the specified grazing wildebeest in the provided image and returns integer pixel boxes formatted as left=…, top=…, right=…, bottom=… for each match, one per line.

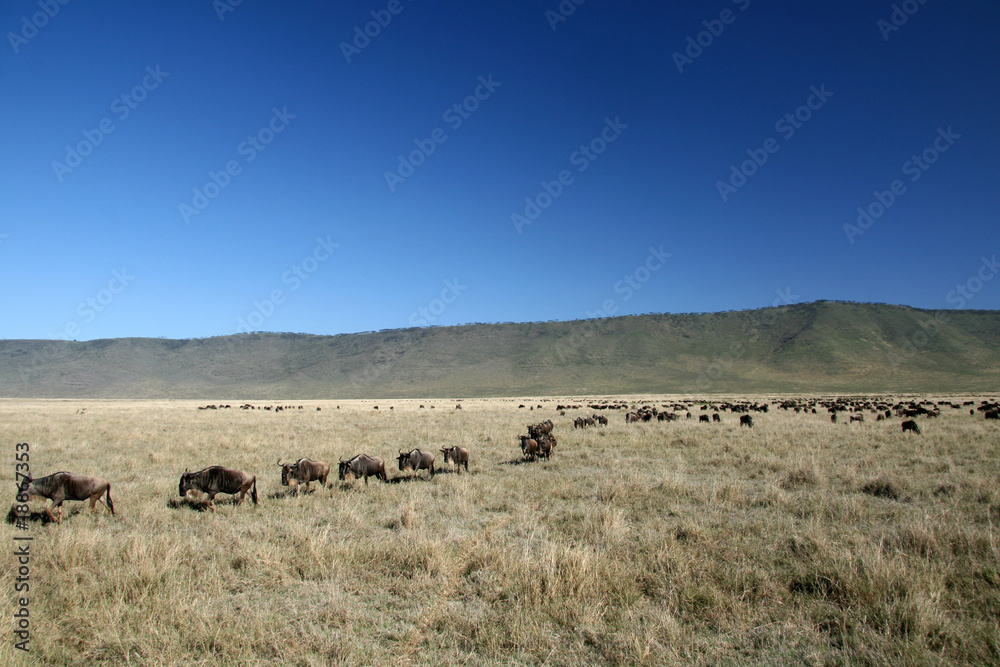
left=699, top=414, right=710, bottom=423
left=739, top=415, right=754, bottom=428
left=518, top=435, right=539, bottom=461
left=178, top=467, right=257, bottom=511
left=712, top=413, right=721, bottom=422
left=397, top=449, right=435, bottom=478
left=19, top=472, right=114, bottom=524
left=901, top=420, right=921, bottom=434
left=440, top=446, right=470, bottom=472
left=338, top=454, right=387, bottom=484
left=277, top=458, right=330, bottom=494
left=537, top=434, right=556, bottom=459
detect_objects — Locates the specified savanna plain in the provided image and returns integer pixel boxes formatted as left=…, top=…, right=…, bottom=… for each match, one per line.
left=2, top=396, right=999, bottom=666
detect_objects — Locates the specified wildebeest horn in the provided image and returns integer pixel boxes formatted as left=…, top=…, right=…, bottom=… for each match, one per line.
left=276, top=459, right=283, bottom=466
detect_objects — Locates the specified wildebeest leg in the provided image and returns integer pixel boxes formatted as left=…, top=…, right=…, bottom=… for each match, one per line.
left=43, top=502, right=60, bottom=524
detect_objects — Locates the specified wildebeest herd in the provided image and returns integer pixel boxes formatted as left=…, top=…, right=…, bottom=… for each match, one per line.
left=13, top=396, right=996, bottom=523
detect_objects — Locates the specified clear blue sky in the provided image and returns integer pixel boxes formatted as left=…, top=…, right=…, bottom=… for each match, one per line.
left=2, top=0, right=998, bottom=341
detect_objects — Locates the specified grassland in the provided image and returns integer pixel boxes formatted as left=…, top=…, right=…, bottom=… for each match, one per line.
left=2, top=396, right=999, bottom=665
left=4, top=302, right=1000, bottom=399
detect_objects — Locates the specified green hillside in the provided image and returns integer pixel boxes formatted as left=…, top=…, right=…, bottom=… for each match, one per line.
left=2, top=302, right=998, bottom=398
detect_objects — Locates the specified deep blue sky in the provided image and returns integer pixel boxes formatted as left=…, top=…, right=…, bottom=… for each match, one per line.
left=2, top=0, right=998, bottom=341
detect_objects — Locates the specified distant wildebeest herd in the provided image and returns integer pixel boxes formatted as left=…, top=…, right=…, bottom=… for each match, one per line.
left=13, top=397, right=997, bottom=523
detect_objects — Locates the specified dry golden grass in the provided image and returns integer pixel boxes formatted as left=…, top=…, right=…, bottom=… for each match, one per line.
left=1, top=395, right=999, bottom=666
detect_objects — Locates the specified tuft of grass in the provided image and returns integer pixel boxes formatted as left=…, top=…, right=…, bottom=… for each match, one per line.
left=861, top=476, right=903, bottom=500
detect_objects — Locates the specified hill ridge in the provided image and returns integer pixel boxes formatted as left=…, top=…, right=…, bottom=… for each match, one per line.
left=2, top=301, right=998, bottom=398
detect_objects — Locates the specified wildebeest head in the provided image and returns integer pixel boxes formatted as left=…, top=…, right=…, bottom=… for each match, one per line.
left=338, top=459, right=350, bottom=481
left=178, top=469, right=195, bottom=497
left=397, top=450, right=409, bottom=471
left=277, top=460, right=293, bottom=486
left=16, top=475, right=34, bottom=501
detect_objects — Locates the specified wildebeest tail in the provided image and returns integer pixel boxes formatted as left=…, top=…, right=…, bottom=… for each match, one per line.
left=251, top=478, right=258, bottom=505
left=106, top=483, right=115, bottom=516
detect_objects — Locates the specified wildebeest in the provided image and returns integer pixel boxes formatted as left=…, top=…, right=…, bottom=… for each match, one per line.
left=18, top=472, right=114, bottom=524
left=338, top=454, right=387, bottom=484
left=739, top=415, right=754, bottom=428
left=178, top=466, right=257, bottom=511
left=849, top=414, right=864, bottom=423
left=518, top=435, right=539, bottom=461
left=277, top=458, right=330, bottom=494
left=536, top=434, right=557, bottom=459
left=699, top=414, right=710, bottom=423
left=440, top=446, right=470, bottom=472
left=398, top=449, right=435, bottom=478
left=901, top=420, right=921, bottom=434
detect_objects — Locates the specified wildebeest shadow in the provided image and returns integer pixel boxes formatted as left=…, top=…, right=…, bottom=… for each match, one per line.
left=499, top=458, right=541, bottom=466
left=6, top=505, right=58, bottom=524
left=167, top=496, right=214, bottom=511
left=266, top=486, right=325, bottom=500
left=385, top=475, right=434, bottom=484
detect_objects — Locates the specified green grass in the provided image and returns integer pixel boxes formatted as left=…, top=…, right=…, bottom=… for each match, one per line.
left=2, top=302, right=999, bottom=398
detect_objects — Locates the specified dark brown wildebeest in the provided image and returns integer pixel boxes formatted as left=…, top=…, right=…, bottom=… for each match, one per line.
left=277, top=458, right=330, bottom=494
left=398, top=449, right=435, bottom=478
left=712, top=413, right=721, bottom=422
left=338, top=454, right=387, bottom=484
left=739, top=415, right=754, bottom=428
left=537, top=434, right=557, bottom=459
left=901, top=420, right=921, bottom=434
left=528, top=420, right=553, bottom=439
left=699, top=414, right=710, bottom=423
left=19, top=472, right=114, bottom=524
left=178, top=467, right=257, bottom=512
left=518, top=435, right=539, bottom=461
left=440, top=446, right=470, bottom=472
